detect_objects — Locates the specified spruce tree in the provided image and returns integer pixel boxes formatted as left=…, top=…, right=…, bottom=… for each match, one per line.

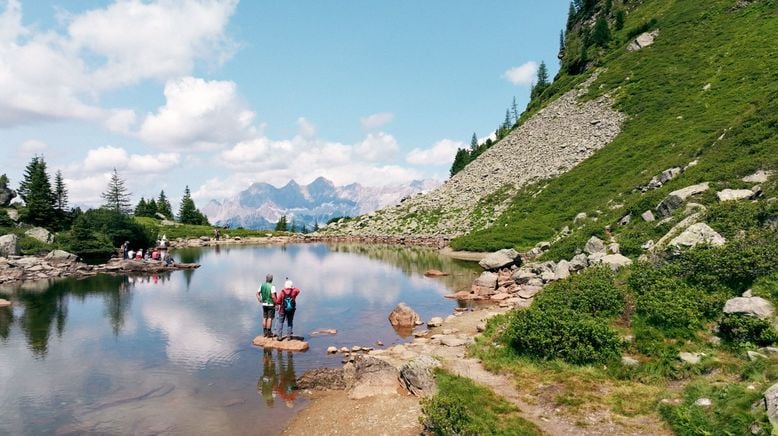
left=511, top=97, right=520, bottom=123
left=592, top=16, right=611, bottom=47
left=54, top=170, right=68, bottom=211
left=615, top=10, right=625, bottom=30
left=178, top=186, right=208, bottom=225
left=532, top=61, right=550, bottom=98
left=503, top=109, right=512, bottom=130
left=566, top=2, right=577, bottom=31
left=147, top=198, right=158, bottom=216
left=101, top=168, right=132, bottom=214
left=450, top=148, right=469, bottom=177
left=18, top=156, right=56, bottom=227
left=157, top=190, right=173, bottom=219
left=470, top=133, right=478, bottom=152
left=135, top=197, right=148, bottom=216
left=275, top=215, right=288, bottom=231
left=559, top=29, right=566, bottom=53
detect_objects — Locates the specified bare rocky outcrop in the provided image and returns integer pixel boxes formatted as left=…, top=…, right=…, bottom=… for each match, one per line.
left=399, top=355, right=441, bottom=398
left=0, top=234, right=19, bottom=257
left=24, top=227, right=53, bottom=244
left=668, top=223, right=726, bottom=249
left=327, top=74, right=626, bottom=238
left=656, top=182, right=710, bottom=217
left=723, top=296, right=774, bottom=319
left=765, top=383, right=778, bottom=429
left=627, top=30, right=660, bottom=51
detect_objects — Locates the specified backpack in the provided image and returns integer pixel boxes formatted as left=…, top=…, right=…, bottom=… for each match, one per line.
left=260, top=282, right=273, bottom=305
left=282, top=288, right=296, bottom=312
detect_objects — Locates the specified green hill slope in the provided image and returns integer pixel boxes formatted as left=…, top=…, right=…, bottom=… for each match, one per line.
left=452, top=0, right=777, bottom=254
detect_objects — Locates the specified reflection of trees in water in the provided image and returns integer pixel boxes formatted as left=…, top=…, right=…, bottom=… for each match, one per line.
left=0, top=306, right=12, bottom=340
left=4, top=275, right=131, bottom=357
left=176, top=248, right=203, bottom=265
left=256, top=349, right=298, bottom=408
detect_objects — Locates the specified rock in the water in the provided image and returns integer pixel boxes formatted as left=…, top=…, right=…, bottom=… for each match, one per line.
left=427, top=317, right=444, bottom=327
left=596, top=254, right=633, bottom=271
left=641, top=210, right=656, bottom=222
left=0, top=298, right=11, bottom=308
left=478, top=248, right=520, bottom=270
left=424, top=269, right=449, bottom=277
left=679, top=352, right=703, bottom=365
left=627, top=29, right=659, bottom=51
left=24, top=227, right=53, bottom=244
left=399, top=355, right=441, bottom=397
left=252, top=336, right=309, bottom=352
left=311, top=328, right=338, bottom=336
left=656, top=182, right=709, bottom=217
left=584, top=236, right=606, bottom=255
left=669, top=223, right=726, bottom=249
left=297, top=368, right=346, bottom=390
left=388, top=302, right=421, bottom=329
left=743, top=170, right=773, bottom=183
left=0, top=234, right=20, bottom=257
left=472, top=271, right=498, bottom=294
left=764, top=383, right=778, bottom=428
left=716, top=188, right=755, bottom=202
left=327, top=346, right=338, bottom=354
left=723, top=297, right=775, bottom=319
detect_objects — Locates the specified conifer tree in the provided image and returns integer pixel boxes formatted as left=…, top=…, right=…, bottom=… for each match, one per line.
left=470, top=133, right=478, bottom=152
left=313, top=219, right=320, bottom=232
left=135, top=197, right=148, bottom=216
left=101, top=168, right=132, bottom=214
left=54, top=170, right=68, bottom=211
left=275, top=215, right=288, bottom=231
left=592, top=16, right=611, bottom=47
left=503, top=109, right=511, bottom=130
left=566, top=2, right=577, bottom=31
left=511, top=97, right=520, bottom=123
left=559, top=29, right=566, bottom=53
left=615, top=10, right=625, bottom=30
left=531, top=61, right=550, bottom=98
left=18, top=156, right=56, bottom=227
left=147, top=198, right=158, bottom=216
left=156, top=190, right=173, bottom=219
left=450, top=148, right=469, bottom=177
left=178, top=186, right=208, bottom=225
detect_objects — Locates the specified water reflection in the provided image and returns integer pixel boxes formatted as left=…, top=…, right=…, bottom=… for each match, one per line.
left=258, top=350, right=298, bottom=408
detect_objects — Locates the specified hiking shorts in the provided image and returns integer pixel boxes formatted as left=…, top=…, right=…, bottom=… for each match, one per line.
left=262, top=305, right=275, bottom=319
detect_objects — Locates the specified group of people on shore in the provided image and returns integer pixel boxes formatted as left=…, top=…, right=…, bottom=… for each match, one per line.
left=119, top=236, right=173, bottom=265
left=257, top=274, right=300, bottom=340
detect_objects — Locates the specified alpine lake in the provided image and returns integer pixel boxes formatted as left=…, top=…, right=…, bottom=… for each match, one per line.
left=0, top=243, right=481, bottom=435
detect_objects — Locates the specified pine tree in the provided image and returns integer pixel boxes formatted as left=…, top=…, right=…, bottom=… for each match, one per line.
left=290, top=219, right=298, bottom=233
left=178, top=186, right=208, bottom=225
left=147, top=198, right=158, bottom=216
left=18, top=156, right=56, bottom=227
left=511, top=97, right=520, bottom=123
left=450, top=148, right=469, bottom=177
left=275, top=215, right=288, bottom=231
left=313, top=220, right=320, bottom=232
left=532, top=61, right=550, bottom=99
left=559, top=29, right=566, bottom=53
left=592, top=16, right=611, bottom=47
left=54, top=170, right=68, bottom=211
left=615, top=10, right=625, bottom=30
left=470, top=132, right=478, bottom=152
left=566, top=2, right=577, bottom=31
left=134, top=197, right=148, bottom=216
left=156, top=190, right=173, bottom=219
left=503, top=109, right=511, bottom=130
left=101, top=168, right=132, bottom=214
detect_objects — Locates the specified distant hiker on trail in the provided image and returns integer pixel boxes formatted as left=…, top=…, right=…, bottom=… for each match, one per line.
left=275, top=279, right=300, bottom=340
left=256, top=274, right=277, bottom=337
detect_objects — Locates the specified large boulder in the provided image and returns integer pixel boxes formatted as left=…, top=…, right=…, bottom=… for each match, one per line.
left=45, top=250, right=78, bottom=264
left=0, top=186, right=16, bottom=207
left=24, top=227, right=53, bottom=244
left=0, top=234, right=19, bottom=257
left=743, top=170, right=772, bottom=183
left=765, top=383, right=778, bottom=429
left=595, top=254, right=633, bottom=271
left=399, top=355, right=441, bottom=398
left=656, top=182, right=709, bottom=217
left=346, top=355, right=402, bottom=399
left=668, top=223, right=726, bottom=249
left=723, top=297, right=775, bottom=320
left=584, top=236, right=606, bottom=255
left=553, top=260, right=571, bottom=280
left=472, top=271, right=498, bottom=295
left=296, top=368, right=346, bottom=390
left=716, top=188, right=755, bottom=202
left=388, top=302, right=421, bottom=329
left=478, top=248, right=520, bottom=270
left=627, top=29, right=659, bottom=51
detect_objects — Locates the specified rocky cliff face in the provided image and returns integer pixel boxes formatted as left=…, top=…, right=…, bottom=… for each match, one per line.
left=326, top=75, right=625, bottom=238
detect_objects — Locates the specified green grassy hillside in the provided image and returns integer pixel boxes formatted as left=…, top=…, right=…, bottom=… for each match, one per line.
left=452, top=0, right=777, bottom=253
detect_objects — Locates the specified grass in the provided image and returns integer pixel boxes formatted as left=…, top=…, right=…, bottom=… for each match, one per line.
left=420, top=369, right=541, bottom=436
left=451, top=0, right=778, bottom=253
left=133, top=216, right=284, bottom=240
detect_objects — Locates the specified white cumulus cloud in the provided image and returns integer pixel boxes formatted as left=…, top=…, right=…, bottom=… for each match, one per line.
left=355, top=132, right=399, bottom=162
left=504, top=61, right=538, bottom=86
left=406, top=139, right=465, bottom=166
left=139, top=76, right=255, bottom=150
left=360, top=112, right=394, bottom=130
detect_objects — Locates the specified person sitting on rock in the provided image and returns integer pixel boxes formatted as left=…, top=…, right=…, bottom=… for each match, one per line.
left=275, top=279, right=300, bottom=340
left=256, top=274, right=278, bottom=338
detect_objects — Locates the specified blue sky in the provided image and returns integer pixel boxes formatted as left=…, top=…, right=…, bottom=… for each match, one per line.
left=0, top=0, right=568, bottom=209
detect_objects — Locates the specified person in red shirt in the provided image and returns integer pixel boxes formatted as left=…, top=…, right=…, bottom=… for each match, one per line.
left=275, top=279, right=300, bottom=340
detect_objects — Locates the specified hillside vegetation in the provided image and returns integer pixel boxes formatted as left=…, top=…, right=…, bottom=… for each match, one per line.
left=452, top=0, right=777, bottom=252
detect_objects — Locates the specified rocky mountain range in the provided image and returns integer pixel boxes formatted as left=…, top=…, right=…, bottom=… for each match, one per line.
left=201, top=177, right=440, bottom=230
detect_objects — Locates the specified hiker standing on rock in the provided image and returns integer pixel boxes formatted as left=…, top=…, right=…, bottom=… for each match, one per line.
left=256, top=274, right=278, bottom=337
left=275, top=279, right=300, bottom=340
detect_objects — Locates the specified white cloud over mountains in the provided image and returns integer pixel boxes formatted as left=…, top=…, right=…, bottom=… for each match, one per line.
left=504, top=61, right=538, bottom=86
left=406, top=139, right=465, bottom=166
left=139, top=76, right=255, bottom=150
left=0, top=0, right=237, bottom=127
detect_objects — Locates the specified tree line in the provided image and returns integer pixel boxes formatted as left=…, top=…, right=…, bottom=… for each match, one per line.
left=1, top=155, right=211, bottom=259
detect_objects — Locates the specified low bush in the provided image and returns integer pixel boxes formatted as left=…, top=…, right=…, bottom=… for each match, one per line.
left=420, top=370, right=540, bottom=436
left=506, top=308, right=622, bottom=365
left=719, top=314, right=778, bottom=347
left=534, top=267, right=624, bottom=319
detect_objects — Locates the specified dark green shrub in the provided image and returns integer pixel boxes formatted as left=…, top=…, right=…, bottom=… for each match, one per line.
left=719, top=314, right=778, bottom=347
left=632, top=274, right=708, bottom=337
left=534, top=267, right=624, bottom=319
left=0, top=210, right=13, bottom=227
left=506, top=308, right=622, bottom=365
left=18, top=235, right=51, bottom=256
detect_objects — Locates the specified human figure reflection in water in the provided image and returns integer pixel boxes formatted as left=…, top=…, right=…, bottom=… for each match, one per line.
left=257, top=350, right=298, bottom=408
left=258, top=349, right=277, bottom=406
